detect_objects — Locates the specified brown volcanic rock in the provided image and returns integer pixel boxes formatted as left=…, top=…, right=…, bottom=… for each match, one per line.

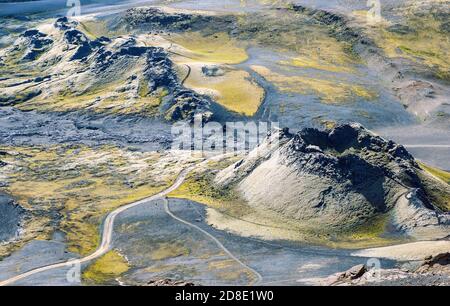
left=146, top=279, right=195, bottom=286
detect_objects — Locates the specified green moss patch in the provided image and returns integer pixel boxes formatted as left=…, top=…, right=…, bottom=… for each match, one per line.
left=82, top=251, right=129, bottom=285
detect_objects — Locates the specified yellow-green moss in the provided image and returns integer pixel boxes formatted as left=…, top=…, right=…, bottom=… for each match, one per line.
left=183, top=67, right=264, bottom=116
left=82, top=251, right=129, bottom=284
left=419, top=162, right=450, bottom=184
left=168, top=31, right=262, bottom=116
left=251, top=65, right=377, bottom=103
left=150, top=242, right=190, bottom=260
left=169, top=172, right=238, bottom=208
left=138, top=79, right=150, bottom=97
left=167, top=32, right=248, bottom=64
left=20, top=81, right=165, bottom=117
left=417, top=162, right=450, bottom=212
left=332, top=214, right=398, bottom=248
left=168, top=158, right=256, bottom=220
left=371, top=14, right=450, bottom=80
left=278, top=32, right=359, bottom=74
left=281, top=57, right=355, bottom=73
left=77, top=19, right=127, bottom=39
left=208, top=259, right=253, bottom=282
left=0, top=145, right=187, bottom=256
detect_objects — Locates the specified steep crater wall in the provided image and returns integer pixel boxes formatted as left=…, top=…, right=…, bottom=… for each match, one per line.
left=216, top=123, right=450, bottom=237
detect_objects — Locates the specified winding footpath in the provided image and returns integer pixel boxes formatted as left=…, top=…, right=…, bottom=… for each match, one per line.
left=163, top=198, right=263, bottom=285
left=0, top=160, right=262, bottom=286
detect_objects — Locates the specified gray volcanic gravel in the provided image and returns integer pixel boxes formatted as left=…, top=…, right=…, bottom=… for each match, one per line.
left=0, top=193, right=25, bottom=242
left=0, top=107, right=172, bottom=151
left=0, top=239, right=81, bottom=286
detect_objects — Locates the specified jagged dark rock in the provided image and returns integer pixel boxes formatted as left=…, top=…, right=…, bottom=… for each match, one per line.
left=64, top=29, right=110, bottom=61
left=91, top=43, right=178, bottom=91
left=56, top=20, right=110, bottom=61
left=146, top=279, right=195, bottom=286
left=54, top=17, right=77, bottom=30
left=91, top=47, right=113, bottom=71
left=202, top=65, right=225, bottom=77
left=63, top=29, right=88, bottom=45
left=121, top=6, right=239, bottom=35
left=422, top=253, right=450, bottom=268
left=22, top=29, right=44, bottom=38
left=165, top=90, right=213, bottom=123
left=70, top=41, right=92, bottom=60
left=143, top=47, right=179, bottom=91
left=123, top=7, right=216, bottom=32
left=125, top=7, right=196, bottom=27
left=91, top=36, right=111, bottom=47
left=338, top=264, right=367, bottom=281
left=281, top=123, right=420, bottom=194
left=19, top=29, right=53, bottom=61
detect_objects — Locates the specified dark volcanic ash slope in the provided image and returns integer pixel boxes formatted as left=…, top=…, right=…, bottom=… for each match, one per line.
left=0, top=193, right=25, bottom=243
left=215, top=123, right=450, bottom=239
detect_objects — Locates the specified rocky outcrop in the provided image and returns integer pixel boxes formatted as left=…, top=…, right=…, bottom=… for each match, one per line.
left=202, top=65, right=225, bottom=77
left=326, top=264, right=368, bottom=285
left=124, top=7, right=207, bottom=30
left=340, top=264, right=367, bottom=280
left=122, top=7, right=234, bottom=33
left=387, top=24, right=417, bottom=35
left=146, top=279, right=195, bottom=286
left=287, top=5, right=365, bottom=44
left=54, top=16, right=77, bottom=30
left=393, top=188, right=450, bottom=239
left=56, top=18, right=110, bottom=61
left=143, top=47, right=179, bottom=92
left=419, top=252, right=450, bottom=271
left=0, top=17, right=215, bottom=123
left=17, top=29, right=53, bottom=61
left=63, top=28, right=89, bottom=45
left=324, top=257, right=450, bottom=286
left=165, top=90, right=213, bottom=123
left=215, top=123, right=450, bottom=233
